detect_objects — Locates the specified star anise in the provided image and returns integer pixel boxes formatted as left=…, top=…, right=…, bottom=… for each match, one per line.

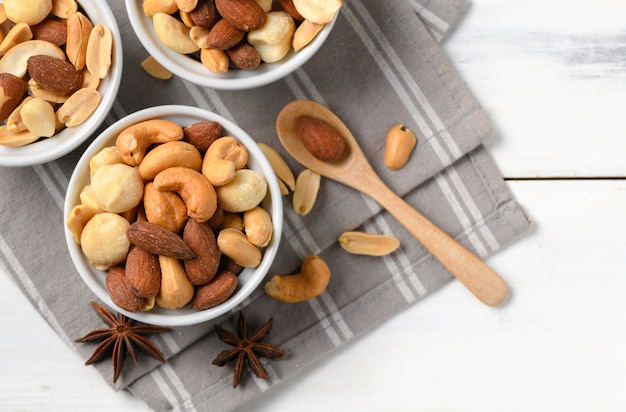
left=75, top=302, right=170, bottom=383
left=212, top=311, right=286, bottom=388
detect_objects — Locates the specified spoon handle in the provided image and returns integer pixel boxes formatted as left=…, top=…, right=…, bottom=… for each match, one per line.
left=367, top=179, right=508, bottom=306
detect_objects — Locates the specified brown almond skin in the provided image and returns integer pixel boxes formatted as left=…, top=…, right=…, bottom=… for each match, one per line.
left=297, top=115, right=347, bottom=161
left=27, top=55, right=83, bottom=96
left=215, top=0, right=266, bottom=32
left=125, top=245, right=161, bottom=298
left=227, top=43, right=261, bottom=70
left=106, top=266, right=145, bottom=313
left=190, top=270, right=238, bottom=310
left=279, top=0, right=303, bottom=20
left=183, top=219, right=220, bottom=285
left=31, top=19, right=67, bottom=46
left=0, top=73, right=27, bottom=121
left=183, top=120, right=223, bottom=153
left=189, top=0, right=220, bottom=29
left=206, top=19, right=245, bottom=50
left=127, top=221, right=195, bottom=260
left=219, top=255, right=243, bottom=276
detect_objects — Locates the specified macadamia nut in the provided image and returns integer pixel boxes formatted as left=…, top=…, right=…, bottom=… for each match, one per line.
left=80, top=212, right=130, bottom=270
left=91, top=163, right=144, bottom=213
left=216, top=169, right=267, bottom=213
left=248, top=11, right=296, bottom=63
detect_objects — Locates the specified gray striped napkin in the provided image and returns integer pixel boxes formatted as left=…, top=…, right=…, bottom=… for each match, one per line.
left=0, top=1, right=530, bottom=411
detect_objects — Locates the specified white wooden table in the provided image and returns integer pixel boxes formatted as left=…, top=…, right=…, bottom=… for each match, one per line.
left=2, top=0, right=625, bottom=410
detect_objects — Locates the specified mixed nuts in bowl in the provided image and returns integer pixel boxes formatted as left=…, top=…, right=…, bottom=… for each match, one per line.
left=64, top=105, right=283, bottom=327
left=0, top=0, right=123, bottom=167
left=125, top=0, right=341, bottom=90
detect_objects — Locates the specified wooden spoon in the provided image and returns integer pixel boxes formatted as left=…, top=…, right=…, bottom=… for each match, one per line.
left=276, top=100, right=508, bottom=306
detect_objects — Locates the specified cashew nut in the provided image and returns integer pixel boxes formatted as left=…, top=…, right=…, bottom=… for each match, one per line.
left=264, top=254, right=330, bottom=303
left=115, top=119, right=184, bottom=166
left=143, top=182, right=188, bottom=233
left=0, top=39, right=65, bottom=77
left=138, top=140, right=202, bottom=181
left=201, top=136, right=248, bottom=186
left=143, top=0, right=178, bottom=17
left=156, top=255, right=195, bottom=309
left=153, top=166, right=217, bottom=223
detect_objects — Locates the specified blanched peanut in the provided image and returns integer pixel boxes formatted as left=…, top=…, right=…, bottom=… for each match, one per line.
left=338, top=231, right=400, bottom=256
left=384, top=124, right=417, bottom=170
left=56, top=88, right=101, bottom=127
left=0, top=23, right=33, bottom=57
left=91, top=163, right=144, bottom=213
left=80, top=212, right=130, bottom=270
left=141, top=55, right=173, bottom=79
left=258, top=143, right=295, bottom=191
left=66, top=11, right=93, bottom=70
left=216, top=169, right=267, bottom=213
left=143, top=0, right=178, bottom=17
left=200, top=48, right=229, bottom=73
left=153, top=12, right=199, bottom=54
left=292, top=19, right=324, bottom=51
left=248, top=11, right=295, bottom=63
left=0, top=125, right=39, bottom=147
left=243, top=206, right=273, bottom=247
left=156, top=255, right=195, bottom=309
left=86, top=24, right=112, bottom=79
left=292, top=168, right=320, bottom=215
left=217, top=228, right=262, bottom=268
left=20, top=97, right=55, bottom=137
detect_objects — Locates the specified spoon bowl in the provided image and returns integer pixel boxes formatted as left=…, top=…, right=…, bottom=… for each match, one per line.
left=277, top=100, right=508, bottom=306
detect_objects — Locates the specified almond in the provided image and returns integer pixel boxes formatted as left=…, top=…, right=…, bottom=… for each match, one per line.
left=189, top=0, right=220, bottom=29
left=296, top=115, right=346, bottom=161
left=31, top=19, right=67, bottom=46
left=189, top=270, right=238, bottom=310
left=183, top=120, right=222, bottom=153
left=215, top=0, right=266, bottom=32
left=183, top=218, right=220, bottom=285
left=0, top=73, right=27, bottom=121
left=279, top=0, right=303, bottom=20
left=106, top=266, right=145, bottom=313
left=226, top=43, right=261, bottom=70
left=27, top=55, right=83, bottom=96
left=127, top=221, right=196, bottom=260
left=125, top=244, right=162, bottom=298
left=205, top=18, right=244, bottom=50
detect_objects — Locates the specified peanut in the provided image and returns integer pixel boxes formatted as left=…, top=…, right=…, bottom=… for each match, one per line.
left=384, top=124, right=417, bottom=170
left=20, top=97, right=55, bottom=137
left=56, top=88, right=102, bottom=127
left=292, top=168, right=320, bottom=215
left=217, top=228, right=262, bottom=268
left=338, top=231, right=400, bottom=256
left=243, top=206, right=273, bottom=247
left=258, top=143, right=296, bottom=192
left=141, top=55, right=174, bottom=79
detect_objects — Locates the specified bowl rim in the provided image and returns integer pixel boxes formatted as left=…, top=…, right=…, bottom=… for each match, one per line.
left=124, top=0, right=337, bottom=90
left=63, top=105, right=283, bottom=326
left=0, top=0, right=124, bottom=167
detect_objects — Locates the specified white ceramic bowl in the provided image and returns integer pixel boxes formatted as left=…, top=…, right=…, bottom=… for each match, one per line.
left=64, top=105, right=283, bottom=326
left=0, top=0, right=123, bottom=167
left=124, top=0, right=337, bottom=90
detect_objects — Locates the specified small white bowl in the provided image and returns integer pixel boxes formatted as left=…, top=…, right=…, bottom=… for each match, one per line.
left=125, top=0, right=337, bottom=90
left=64, top=105, right=283, bottom=327
left=0, top=0, right=123, bottom=167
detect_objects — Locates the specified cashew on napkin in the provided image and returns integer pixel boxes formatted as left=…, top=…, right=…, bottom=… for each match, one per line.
left=0, top=1, right=530, bottom=411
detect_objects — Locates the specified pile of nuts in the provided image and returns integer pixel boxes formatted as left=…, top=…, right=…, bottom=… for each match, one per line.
left=143, top=0, right=342, bottom=72
left=0, top=0, right=113, bottom=147
left=66, top=117, right=274, bottom=313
